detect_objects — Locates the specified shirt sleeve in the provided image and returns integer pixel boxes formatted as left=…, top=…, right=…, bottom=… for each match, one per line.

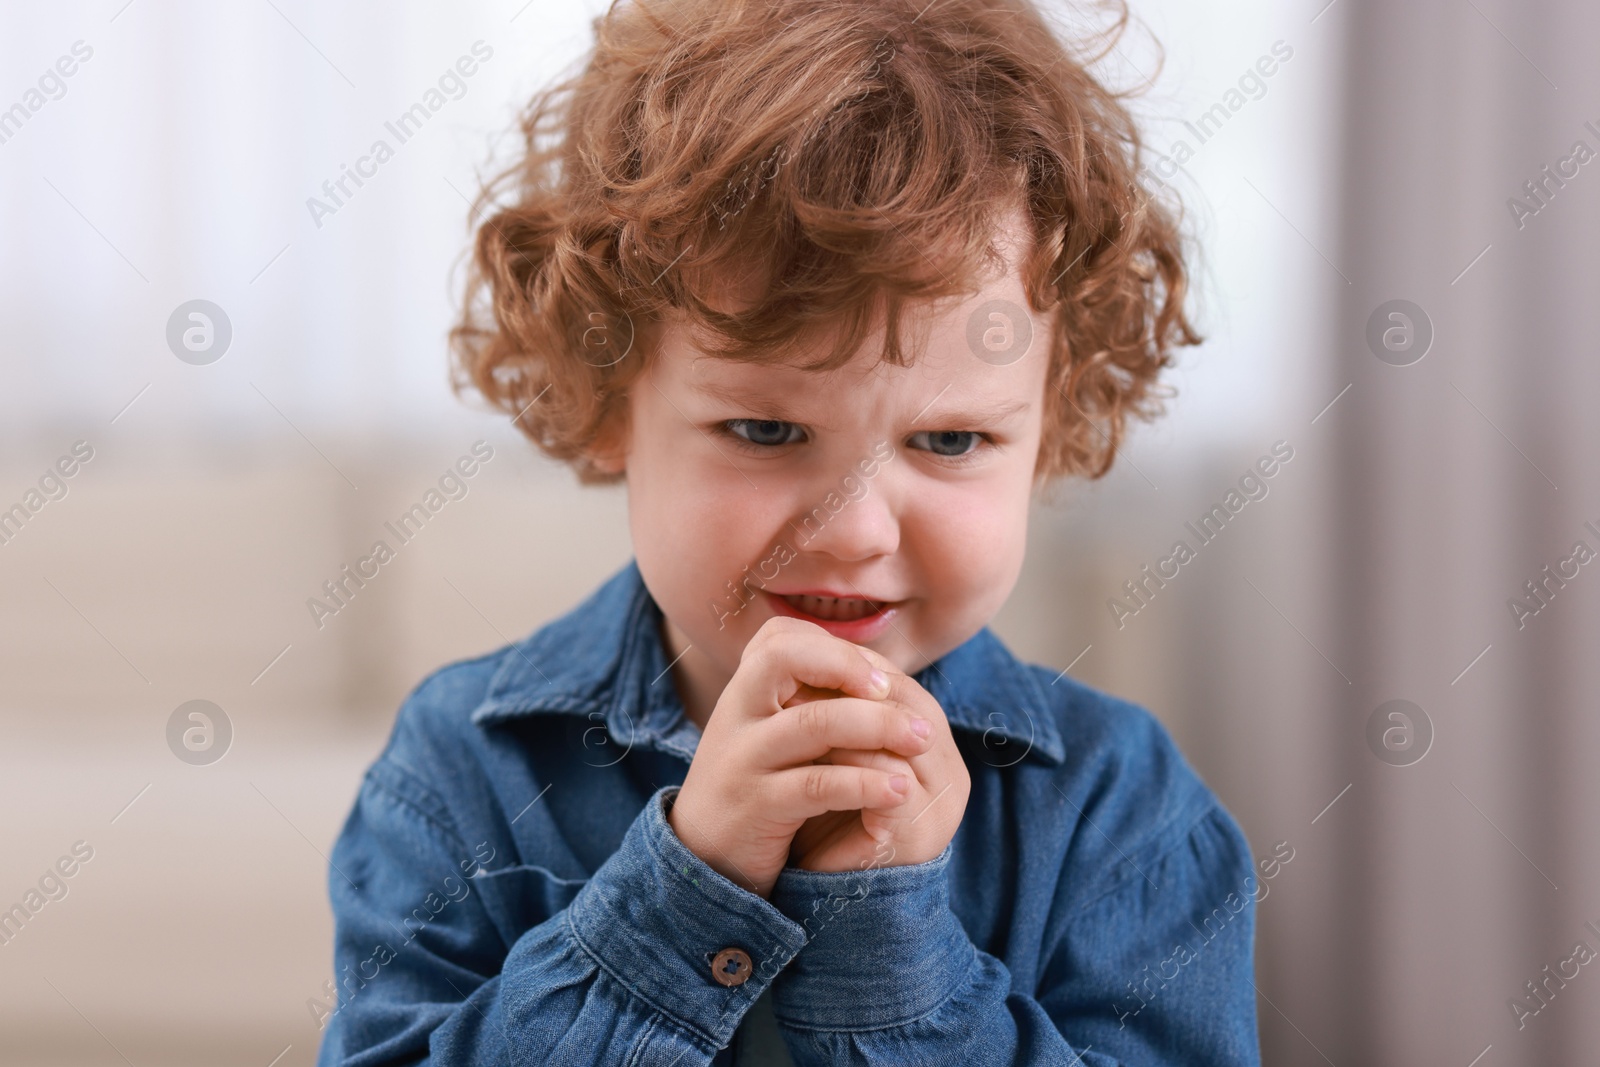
left=315, top=768, right=815, bottom=1066
left=763, top=805, right=1260, bottom=1066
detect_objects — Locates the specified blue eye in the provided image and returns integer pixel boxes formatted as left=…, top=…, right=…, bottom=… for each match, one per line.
left=910, top=430, right=981, bottom=456
left=726, top=419, right=804, bottom=447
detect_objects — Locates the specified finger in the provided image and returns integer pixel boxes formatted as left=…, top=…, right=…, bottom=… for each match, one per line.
left=869, top=678, right=953, bottom=788
left=823, top=751, right=925, bottom=830
left=736, top=616, right=891, bottom=712
left=765, top=762, right=910, bottom=818
left=781, top=681, right=843, bottom=709
left=753, top=696, right=932, bottom=767
left=797, top=651, right=951, bottom=786
left=817, top=747, right=916, bottom=779
left=851, top=645, right=942, bottom=725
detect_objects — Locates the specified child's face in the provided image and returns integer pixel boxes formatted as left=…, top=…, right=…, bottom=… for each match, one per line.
left=612, top=231, right=1050, bottom=704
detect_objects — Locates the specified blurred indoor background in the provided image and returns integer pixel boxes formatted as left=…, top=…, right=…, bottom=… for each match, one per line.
left=1, top=1, right=1595, bottom=1064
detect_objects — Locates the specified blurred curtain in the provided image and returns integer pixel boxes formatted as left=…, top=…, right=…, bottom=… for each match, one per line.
left=1277, top=1, right=1600, bottom=1063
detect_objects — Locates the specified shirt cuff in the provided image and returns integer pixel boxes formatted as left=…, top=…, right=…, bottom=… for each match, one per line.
left=767, top=843, right=977, bottom=1029
left=564, top=784, right=808, bottom=1049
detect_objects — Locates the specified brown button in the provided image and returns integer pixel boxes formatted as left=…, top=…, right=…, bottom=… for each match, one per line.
left=711, top=947, right=753, bottom=987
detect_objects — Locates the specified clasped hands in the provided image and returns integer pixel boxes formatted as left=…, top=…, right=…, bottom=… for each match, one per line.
left=668, top=616, right=971, bottom=899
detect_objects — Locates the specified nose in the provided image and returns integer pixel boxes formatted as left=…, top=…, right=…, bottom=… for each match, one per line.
left=786, top=469, right=900, bottom=562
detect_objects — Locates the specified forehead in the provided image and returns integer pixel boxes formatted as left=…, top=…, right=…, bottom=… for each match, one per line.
left=663, top=312, right=1048, bottom=431
left=655, top=208, right=1047, bottom=408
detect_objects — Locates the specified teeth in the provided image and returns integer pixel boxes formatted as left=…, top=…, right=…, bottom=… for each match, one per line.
left=784, top=594, right=882, bottom=622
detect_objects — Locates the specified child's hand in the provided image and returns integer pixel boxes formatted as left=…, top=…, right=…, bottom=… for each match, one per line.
left=787, top=649, right=970, bottom=875
left=667, top=617, right=936, bottom=899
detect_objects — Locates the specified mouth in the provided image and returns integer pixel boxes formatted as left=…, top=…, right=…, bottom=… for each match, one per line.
left=763, top=589, right=900, bottom=640
left=777, top=593, right=887, bottom=623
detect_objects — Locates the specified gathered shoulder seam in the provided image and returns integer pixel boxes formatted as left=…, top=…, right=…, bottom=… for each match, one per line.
left=1065, top=793, right=1227, bottom=917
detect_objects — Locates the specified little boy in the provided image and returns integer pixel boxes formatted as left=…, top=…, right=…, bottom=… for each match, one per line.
left=316, top=0, right=1262, bottom=1063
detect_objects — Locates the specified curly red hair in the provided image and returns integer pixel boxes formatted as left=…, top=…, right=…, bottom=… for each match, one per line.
left=449, top=0, right=1198, bottom=484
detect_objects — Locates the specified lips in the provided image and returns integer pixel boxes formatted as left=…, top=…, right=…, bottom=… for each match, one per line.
left=779, top=593, right=886, bottom=623
left=762, top=587, right=901, bottom=641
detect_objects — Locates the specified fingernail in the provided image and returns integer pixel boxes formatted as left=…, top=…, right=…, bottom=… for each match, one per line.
left=889, top=774, right=909, bottom=793
left=868, top=669, right=889, bottom=695
left=911, top=717, right=931, bottom=738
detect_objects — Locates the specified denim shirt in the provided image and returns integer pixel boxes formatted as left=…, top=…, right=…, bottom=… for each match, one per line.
left=315, top=562, right=1262, bottom=1066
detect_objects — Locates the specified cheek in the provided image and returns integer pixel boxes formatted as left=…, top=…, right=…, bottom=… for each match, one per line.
left=630, top=436, right=777, bottom=539
left=625, top=406, right=730, bottom=551
left=912, top=478, right=1030, bottom=602
left=626, top=450, right=790, bottom=610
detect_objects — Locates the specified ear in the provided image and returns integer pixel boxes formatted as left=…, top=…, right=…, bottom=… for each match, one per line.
left=589, top=450, right=626, bottom=476
left=586, top=410, right=630, bottom=476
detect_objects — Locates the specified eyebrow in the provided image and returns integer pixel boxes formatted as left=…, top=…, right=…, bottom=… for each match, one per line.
left=691, top=379, right=813, bottom=421
left=691, top=379, right=1030, bottom=426
left=916, top=397, right=1031, bottom=425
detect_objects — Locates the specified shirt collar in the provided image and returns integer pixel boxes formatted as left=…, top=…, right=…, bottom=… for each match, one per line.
left=470, top=560, right=1065, bottom=767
